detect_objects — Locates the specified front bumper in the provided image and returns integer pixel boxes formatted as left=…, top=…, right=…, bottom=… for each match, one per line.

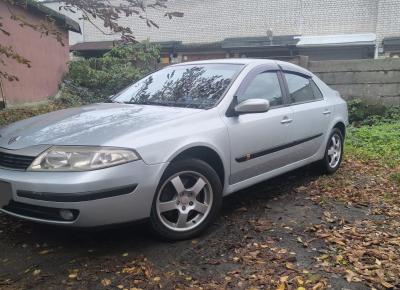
left=0, top=160, right=167, bottom=227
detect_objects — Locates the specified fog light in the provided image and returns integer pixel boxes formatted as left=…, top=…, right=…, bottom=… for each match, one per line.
left=59, top=209, right=75, bottom=221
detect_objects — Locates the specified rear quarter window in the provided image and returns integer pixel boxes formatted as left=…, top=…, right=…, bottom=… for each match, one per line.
left=284, top=73, right=323, bottom=104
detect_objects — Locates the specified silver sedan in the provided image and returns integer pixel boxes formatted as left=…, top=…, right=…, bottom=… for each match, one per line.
left=0, top=59, right=348, bottom=240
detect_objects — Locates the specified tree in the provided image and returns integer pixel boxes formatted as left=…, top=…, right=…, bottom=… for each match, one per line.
left=0, top=0, right=183, bottom=82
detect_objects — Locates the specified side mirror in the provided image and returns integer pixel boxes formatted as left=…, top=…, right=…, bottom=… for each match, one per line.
left=234, top=99, right=270, bottom=114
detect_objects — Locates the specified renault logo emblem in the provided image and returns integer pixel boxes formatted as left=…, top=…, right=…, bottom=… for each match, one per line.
left=8, top=136, right=21, bottom=145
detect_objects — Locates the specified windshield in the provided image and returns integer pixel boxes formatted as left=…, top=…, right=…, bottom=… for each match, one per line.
left=113, top=63, right=243, bottom=109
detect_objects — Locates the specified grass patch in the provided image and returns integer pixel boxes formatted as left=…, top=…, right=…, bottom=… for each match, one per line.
left=345, top=122, right=400, bottom=167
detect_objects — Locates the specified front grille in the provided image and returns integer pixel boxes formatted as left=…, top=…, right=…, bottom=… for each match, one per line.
left=0, top=151, right=35, bottom=170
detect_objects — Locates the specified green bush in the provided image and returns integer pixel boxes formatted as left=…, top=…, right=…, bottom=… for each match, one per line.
left=56, top=41, right=160, bottom=105
left=347, top=98, right=400, bottom=126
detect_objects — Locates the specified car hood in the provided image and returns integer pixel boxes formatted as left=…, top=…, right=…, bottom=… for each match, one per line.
left=0, top=103, right=202, bottom=150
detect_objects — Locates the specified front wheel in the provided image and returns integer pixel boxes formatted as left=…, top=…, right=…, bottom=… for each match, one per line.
left=149, top=158, right=222, bottom=240
left=318, top=128, right=344, bottom=174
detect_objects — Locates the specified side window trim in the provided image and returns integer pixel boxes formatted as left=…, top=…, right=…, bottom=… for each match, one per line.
left=282, top=70, right=324, bottom=106
left=235, top=69, right=285, bottom=110
left=277, top=70, right=290, bottom=106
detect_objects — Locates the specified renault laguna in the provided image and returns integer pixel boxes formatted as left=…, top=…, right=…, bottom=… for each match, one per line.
left=0, top=59, right=348, bottom=240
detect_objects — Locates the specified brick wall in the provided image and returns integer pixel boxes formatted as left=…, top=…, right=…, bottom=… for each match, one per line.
left=376, top=0, right=400, bottom=43
left=45, top=0, right=400, bottom=45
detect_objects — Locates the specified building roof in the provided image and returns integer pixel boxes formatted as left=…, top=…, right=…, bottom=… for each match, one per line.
left=222, top=35, right=299, bottom=49
left=295, top=33, right=376, bottom=47
left=70, top=36, right=301, bottom=53
left=26, top=0, right=81, bottom=33
left=70, top=40, right=121, bottom=51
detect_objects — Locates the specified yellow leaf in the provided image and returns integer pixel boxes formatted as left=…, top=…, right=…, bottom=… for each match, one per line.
left=276, top=283, right=285, bottom=290
left=39, top=249, right=51, bottom=255
left=296, top=277, right=304, bottom=285
left=101, top=279, right=111, bottom=286
left=297, top=287, right=306, bottom=290
left=153, top=277, right=161, bottom=282
left=280, top=276, right=289, bottom=283
left=345, top=269, right=356, bottom=282
left=286, top=262, right=295, bottom=270
left=381, top=281, right=394, bottom=288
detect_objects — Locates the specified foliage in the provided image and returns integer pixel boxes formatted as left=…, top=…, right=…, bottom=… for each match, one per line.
left=0, top=0, right=182, bottom=83
left=55, top=41, right=160, bottom=105
left=345, top=122, right=400, bottom=167
left=0, top=102, right=67, bottom=127
left=347, top=98, right=400, bottom=126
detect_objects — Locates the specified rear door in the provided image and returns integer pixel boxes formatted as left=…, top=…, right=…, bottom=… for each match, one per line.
left=282, top=71, right=332, bottom=162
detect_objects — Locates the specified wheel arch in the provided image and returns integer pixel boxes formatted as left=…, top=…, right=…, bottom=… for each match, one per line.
left=168, top=145, right=226, bottom=189
left=332, top=121, right=346, bottom=139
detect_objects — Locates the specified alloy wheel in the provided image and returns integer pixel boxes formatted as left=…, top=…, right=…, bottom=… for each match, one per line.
left=327, top=133, right=342, bottom=168
left=155, top=171, right=213, bottom=232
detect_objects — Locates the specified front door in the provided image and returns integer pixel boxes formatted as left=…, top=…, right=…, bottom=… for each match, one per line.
left=223, top=70, right=294, bottom=185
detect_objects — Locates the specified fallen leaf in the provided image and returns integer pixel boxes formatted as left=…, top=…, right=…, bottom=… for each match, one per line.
left=101, top=279, right=111, bottom=286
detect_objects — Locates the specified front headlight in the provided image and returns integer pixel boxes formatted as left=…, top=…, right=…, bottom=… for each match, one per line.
left=28, top=146, right=140, bottom=172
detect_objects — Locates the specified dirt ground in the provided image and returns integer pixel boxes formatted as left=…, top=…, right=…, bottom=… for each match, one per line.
left=0, top=158, right=398, bottom=290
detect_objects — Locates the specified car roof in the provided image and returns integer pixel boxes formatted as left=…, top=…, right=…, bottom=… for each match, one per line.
left=170, top=58, right=312, bottom=76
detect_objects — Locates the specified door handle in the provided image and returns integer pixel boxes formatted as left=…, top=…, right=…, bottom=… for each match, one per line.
left=323, top=110, right=332, bottom=115
left=281, top=117, right=293, bottom=124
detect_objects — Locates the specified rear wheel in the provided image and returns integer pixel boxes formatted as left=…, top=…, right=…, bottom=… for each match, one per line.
left=150, top=158, right=222, bottom=240
left=319, top=128, right=344, bottom=174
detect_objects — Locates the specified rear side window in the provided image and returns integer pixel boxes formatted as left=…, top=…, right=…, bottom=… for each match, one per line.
left=285, top=73, right=323, bottom=104
left=239, top=72, right=283, bottom=107
left=310, top=80, right=324, bottom=100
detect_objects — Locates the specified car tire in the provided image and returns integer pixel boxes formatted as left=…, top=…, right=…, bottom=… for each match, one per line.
left=318, top=128, right=344, bottom=174
left=149, top=158, right=222, bottom=241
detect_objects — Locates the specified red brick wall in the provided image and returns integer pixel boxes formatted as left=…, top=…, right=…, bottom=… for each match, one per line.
left=0, top=2, right=70, bottom=105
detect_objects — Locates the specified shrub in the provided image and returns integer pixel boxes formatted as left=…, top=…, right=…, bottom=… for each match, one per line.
left=0, top=103, right=67, bottom=127
left=347, top=98, right=400, bottom=126
left=56, top=41, right=160, bottom=105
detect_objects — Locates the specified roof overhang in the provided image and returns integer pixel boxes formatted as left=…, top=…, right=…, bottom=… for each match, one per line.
left=70, top=40, right=122, bottom=52
left=222, top=35, right=300, bottom=49
left=295, top=33, right=376, bottom=47
left=26, top=0, right=81, bottom=33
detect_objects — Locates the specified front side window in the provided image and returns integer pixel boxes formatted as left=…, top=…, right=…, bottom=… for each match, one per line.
left=113, top=64, right=243, bottom=109
left=285, top=73, right=318, bottom=104
left=238, top=72, right=283, bottom=107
